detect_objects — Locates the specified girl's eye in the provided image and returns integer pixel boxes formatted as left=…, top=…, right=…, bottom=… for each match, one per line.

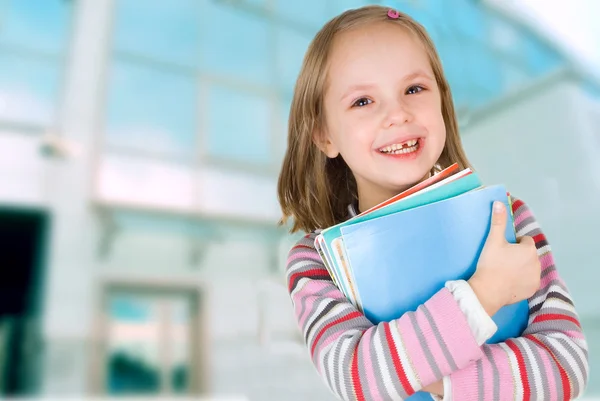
left=406, top=85, right=424, bottom=95
left=352, top=97, right=373, bottom=108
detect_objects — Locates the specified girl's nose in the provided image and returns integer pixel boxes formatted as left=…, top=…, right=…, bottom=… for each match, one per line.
left=383, top=100, right=414, bottom=127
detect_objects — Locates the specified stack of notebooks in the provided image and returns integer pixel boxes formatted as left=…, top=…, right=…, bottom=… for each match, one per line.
left=315, top=163, right=529, bottom=345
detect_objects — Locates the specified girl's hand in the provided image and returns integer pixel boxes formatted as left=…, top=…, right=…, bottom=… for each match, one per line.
left=468, top=201, right=541, bottom=316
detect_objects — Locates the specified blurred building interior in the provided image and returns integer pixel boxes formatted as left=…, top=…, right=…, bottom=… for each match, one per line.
left=0, top=0, right=598, bottom=400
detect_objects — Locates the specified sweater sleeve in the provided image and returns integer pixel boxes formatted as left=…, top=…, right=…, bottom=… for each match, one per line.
left=286, top=233, right=484, bottom=401
left=449, top=196, right=589, bottom=400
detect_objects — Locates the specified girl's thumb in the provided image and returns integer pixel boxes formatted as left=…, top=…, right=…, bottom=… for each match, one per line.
left=488, top=201, right=507, bottom=243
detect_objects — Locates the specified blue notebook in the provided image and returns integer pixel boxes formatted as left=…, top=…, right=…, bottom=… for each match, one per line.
left=340, top=185, right=529, bottom=345
left=318, top=172, right=482, bottom=302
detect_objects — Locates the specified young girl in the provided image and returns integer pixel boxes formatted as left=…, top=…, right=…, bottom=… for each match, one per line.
left=277, top=5, right=588, bottom=401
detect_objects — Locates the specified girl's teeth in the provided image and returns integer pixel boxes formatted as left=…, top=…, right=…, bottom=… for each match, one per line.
left=379, top=139, right=419, bottom=154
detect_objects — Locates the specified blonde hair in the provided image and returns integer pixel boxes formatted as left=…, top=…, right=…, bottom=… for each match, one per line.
left=277, top=5, right=472, bottom=233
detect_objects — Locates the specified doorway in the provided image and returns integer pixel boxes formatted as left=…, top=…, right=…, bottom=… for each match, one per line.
left=0, top=207, right=49, bottom=396
left=90, top=277, right=208, bottom=395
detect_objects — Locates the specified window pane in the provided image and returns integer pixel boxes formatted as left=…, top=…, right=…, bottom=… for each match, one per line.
left=466, top=45, right=503, bottom=98
left=329, top=0, right=369, bottom=15
left=107, top=293, right=193, bottom=395
left=488, top=13, right=524, bottom=62
left=206, top=85, right=272, bottom=164
left=105, top=60, right=197, bottom=161
left=446, top=0, right=487, bottom=40
left=0, top=0, right=72, bottom=54
left=112, top=0, right=200, bottom=67
left=275, top=0, right=329, bottom=27
left=524, top=37, right=563, bottom=75
left=243, top=0, right=268, bottom=8
left=0, top=53, right=59, bottom=125
left=107, top=295, right=160, bottom=394
left=436, top=37, right=467, bottom=90
left=200, top=2, right=271, bottom=85
left=276, top=27, right=311, bottom=93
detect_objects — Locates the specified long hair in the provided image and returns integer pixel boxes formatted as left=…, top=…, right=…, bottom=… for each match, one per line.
left=277, top=5, right=472, bottom=233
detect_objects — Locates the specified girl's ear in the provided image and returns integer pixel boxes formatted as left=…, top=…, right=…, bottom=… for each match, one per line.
left=313, top=129, right=340, bottom=159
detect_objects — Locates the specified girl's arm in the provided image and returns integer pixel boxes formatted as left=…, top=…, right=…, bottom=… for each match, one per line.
left=446, top=197, right=589, bottom=400
left=286, top=233, right=492, bottom=401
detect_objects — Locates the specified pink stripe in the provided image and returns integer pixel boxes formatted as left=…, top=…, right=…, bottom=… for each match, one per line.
left=316, top=329, right=344, bottom=359
left=426, top=290, right=482, bottom=370
left=514, top=208, right=533, bottom=227
left=410, top=309, right=451, bottom=374
left=288, top=250, right=322, bottom=265
left=399, top=316, right=435, bottom=385
left=480, top=353, right=494, bottom=400
left=535, top=342, right=558, bottom=400
left=489, top=346, right=515, bottom=401
left=539, top=252, right=554, bottom=270
left=540, top=269, right=561, bottom=289
left=297, top=287, right=338, bottom=328
left=360, top=329, right=384, bottom=400
left=563, top=330, right=586, bottom=340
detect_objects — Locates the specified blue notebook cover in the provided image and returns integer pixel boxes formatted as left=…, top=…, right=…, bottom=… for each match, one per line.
left=340, top=185, right=529, bottom=345
left=319, top=173, right=483, bottom=301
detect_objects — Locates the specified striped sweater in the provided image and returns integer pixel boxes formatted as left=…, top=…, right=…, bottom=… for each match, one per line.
left=285, top=196, right=589, bottom=400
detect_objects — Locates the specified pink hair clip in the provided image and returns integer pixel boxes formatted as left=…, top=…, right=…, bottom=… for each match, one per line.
left=387, top=9, right=400, bottom=19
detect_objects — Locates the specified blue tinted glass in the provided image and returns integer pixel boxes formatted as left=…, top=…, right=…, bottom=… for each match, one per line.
left=329, top=0, right=368, bottom=15
left=392, top=2, right=448, bottom=53
left=446, top=0, right=486, bottom=39
left=207, top=85, right=271, bottom=164
left=465, top=44, right=504, bottom=98
left=0, top=0, right=72, bottom=54
left=487, top=14, right=526, bottom=64
left=276, top=27, right=311, bottom=93
left=105, top=61, right=197, bottom=160
left=450, top=82, right=470, bottom=111
left=500, top=61, right=529, bottom=92
left=275, top=0, right=329, bottom=27
left=113, top=0, right=200, bottom=67
left=436, top=37, right=467, bottom=90
left=201, top=2, right=271, bottom=85
left=110, top=296, right=151, bottom=322
left=419, top=0, right=447, bottom=19
left=244, top=0, right=267, bottom=7
left=523, top=37, right=563, bottom=75
left=0, top=53, right=59, bottom=125
left=468, top=85, right=495, bottom=108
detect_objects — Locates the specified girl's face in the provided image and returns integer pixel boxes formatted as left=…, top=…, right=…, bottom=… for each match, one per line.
left=320, top=22, right=446, bottom=211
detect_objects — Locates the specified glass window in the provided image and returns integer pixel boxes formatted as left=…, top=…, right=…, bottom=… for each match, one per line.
left=200, top=2, right=272, bottom=85
left=465, top=44, right=504, bottom=99
left=0, top=0, right=72, bottom=54
left=104, top=60, right=198, bottom=161
left=106, top=292, right=193, bottom=395
left=436, top=37, right=468, bottom=91
left=523, top=37, right=563, bottom=75
left=243, top=0, right=268, bottom=8
left=445, top=0, right=487, bottom=40
left=487, top=13, right=527, bottom=65
left=500, top=61, right=530, bottom=93
left=206, top=84, right=272, bottom=165
left=0, top=0, right=71, bottom=127
left=275, top=0, right=329, bottom=27
left=329, top=0, right=369, bottom=16
left=275, top=27, right=311, bottom=94
left=0, top=52, right=60, bottom=126
left=112, top=0, right=200, bottom=67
